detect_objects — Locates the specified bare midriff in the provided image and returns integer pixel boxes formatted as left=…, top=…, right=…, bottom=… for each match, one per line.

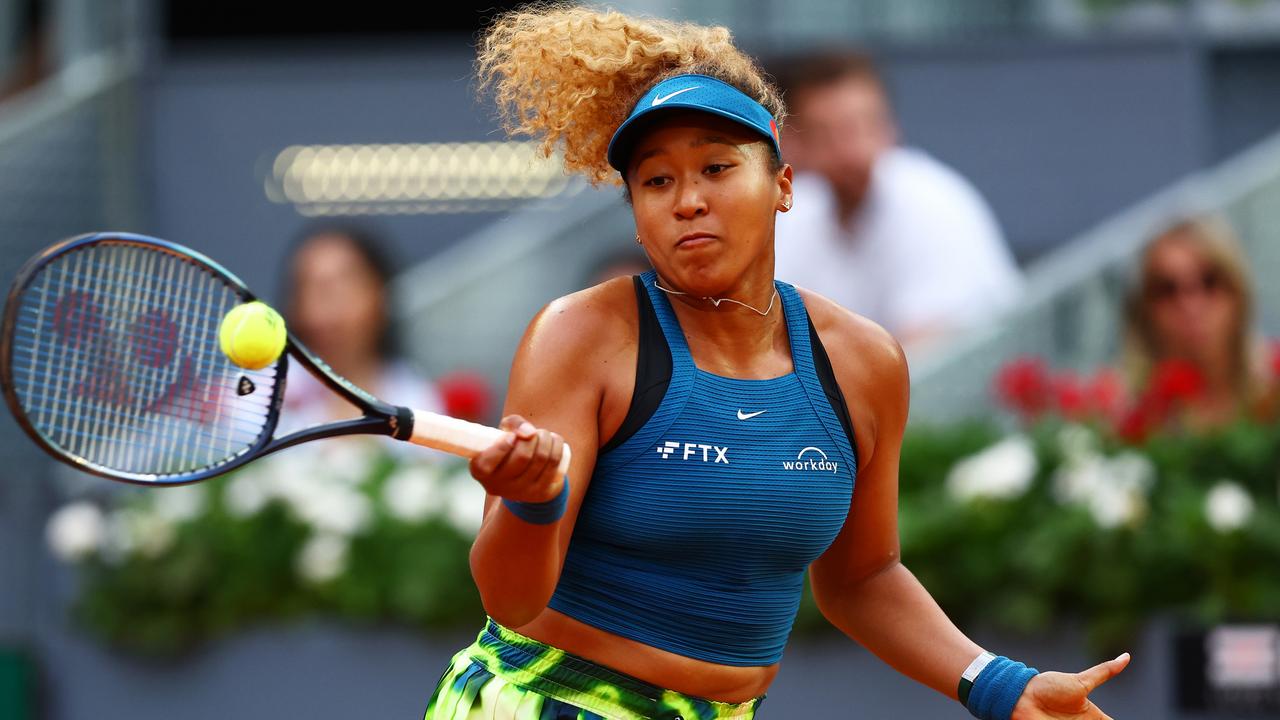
left=515, top=609, right=779, bottom=704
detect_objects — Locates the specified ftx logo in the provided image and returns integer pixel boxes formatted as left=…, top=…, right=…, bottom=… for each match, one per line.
left=656, top=441, right=729, bottom=464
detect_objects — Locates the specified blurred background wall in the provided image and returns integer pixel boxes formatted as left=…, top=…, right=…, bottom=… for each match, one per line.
left=3, top=1, right=1280, bottom=718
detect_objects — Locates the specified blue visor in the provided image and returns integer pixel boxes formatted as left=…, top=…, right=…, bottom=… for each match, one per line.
left=607, top=74, right=782, bottom=172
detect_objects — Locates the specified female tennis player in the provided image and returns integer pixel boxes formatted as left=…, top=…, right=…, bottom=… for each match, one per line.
left=425, top=6, right=1129, bottom=719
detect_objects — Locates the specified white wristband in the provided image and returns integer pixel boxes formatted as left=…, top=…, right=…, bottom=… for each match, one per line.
left=958, top=650, right=997, bottom=705
left=963, top=651, right=997, bottom=683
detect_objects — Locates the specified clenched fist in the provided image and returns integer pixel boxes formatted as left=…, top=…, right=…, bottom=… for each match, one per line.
left=469, top=414, right=566, bottom=503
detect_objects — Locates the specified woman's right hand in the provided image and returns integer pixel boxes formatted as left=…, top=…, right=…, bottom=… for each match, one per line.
left=470, top=414, right=566, bottom=503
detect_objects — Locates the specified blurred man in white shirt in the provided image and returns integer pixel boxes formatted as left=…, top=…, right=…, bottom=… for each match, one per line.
left=771, top=51, right=1023, bottom=353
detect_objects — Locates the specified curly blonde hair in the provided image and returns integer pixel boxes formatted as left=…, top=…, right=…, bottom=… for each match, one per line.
left=476, top=3, right=785, bottom=185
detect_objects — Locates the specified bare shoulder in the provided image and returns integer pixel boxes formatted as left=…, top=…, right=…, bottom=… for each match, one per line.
left=798, top=288, right=907, bottom=383
left=511, top=276, right=638, bottom=385
left=529, top=276, right=635, bottom=344
left=797, top=288, right=910, bottom=450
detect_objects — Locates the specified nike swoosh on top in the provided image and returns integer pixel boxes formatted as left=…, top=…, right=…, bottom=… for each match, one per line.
left=737, top=410, right=766, bottom=420
left=652, top=86, right=701, bottom=106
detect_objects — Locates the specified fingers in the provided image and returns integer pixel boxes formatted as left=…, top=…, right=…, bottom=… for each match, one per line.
left=470, top=431, right=515, bottom=478
left=545, top=432, right=566, bottom=486
left=520, top=428, right=567, bottom=498
left=498, top=414, right=527, bottom=434
left=525, top=429, right=566, bottom=496
left=470, top=416, right=565, bottom=503
left=492, top=423, right=544, bottom=480
left=1078, top=653, right=1131, bottom=693
left=472, top=414, right=530, bottom=477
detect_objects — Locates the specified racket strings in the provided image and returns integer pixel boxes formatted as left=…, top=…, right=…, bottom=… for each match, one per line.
left=8, top=243, right=281, bottom=478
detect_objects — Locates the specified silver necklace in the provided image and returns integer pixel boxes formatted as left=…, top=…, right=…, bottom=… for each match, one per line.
left=653, top=279, right=778, bottom=317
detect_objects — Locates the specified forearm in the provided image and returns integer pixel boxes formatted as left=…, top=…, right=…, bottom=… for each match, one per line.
left=817, top=561, right=982, bottom=701
left=469, top=504, right=564, bottom=626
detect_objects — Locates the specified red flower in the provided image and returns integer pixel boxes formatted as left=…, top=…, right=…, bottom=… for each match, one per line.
left=1270, top=340, right=1280, bottom=379
left=1148, top=359, right=1205, bottom=404
left=994, top=356, right=1053, bottom=421
left=1085, top=367, right=1126, bottom=422
left=436, top=371, right=493, bottom=424
left=1052, top=371, right=1089, bottom=421
left=1116, top=404, right=1153, bottom=444
left=1113, top=359, right=1206, bottom=443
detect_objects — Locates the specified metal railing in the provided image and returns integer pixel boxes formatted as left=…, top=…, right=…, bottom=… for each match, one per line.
left=393, top=185, right=631, bottom=385
left=395, top=123, right=1280, bottom=426
left=0, top=52, right=139, bottom=249
left=611, top=0, right=1280, bottom=45
left=0, top=47, right=139, bottom=641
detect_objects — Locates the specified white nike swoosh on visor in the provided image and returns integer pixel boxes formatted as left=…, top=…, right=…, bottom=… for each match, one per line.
left=652, top=86, right=701, bottom=106
left=737, top=410, right=766, bottom=420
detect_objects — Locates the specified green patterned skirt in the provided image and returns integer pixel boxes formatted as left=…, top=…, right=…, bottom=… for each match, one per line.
left=423, top=620, right=764, bottom=720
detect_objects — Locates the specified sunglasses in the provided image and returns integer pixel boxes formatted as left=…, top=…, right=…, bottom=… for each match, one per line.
left=1145, top=267, right=1230, bottom=303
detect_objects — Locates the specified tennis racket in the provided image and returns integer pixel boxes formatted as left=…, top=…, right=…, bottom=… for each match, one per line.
left=0, top=232, right=571, bottom=485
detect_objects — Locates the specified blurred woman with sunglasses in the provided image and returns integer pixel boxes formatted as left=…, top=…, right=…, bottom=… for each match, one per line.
left=1123, top=216, right=1275, bottom=432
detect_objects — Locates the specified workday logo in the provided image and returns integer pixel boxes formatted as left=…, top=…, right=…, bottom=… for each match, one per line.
left=783, top=446, right=839, bottom=474
left=656, top=441, right=729, bottom=464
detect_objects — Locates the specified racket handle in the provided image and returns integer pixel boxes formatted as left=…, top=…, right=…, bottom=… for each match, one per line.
left=406, top=410, right=572, bottom=478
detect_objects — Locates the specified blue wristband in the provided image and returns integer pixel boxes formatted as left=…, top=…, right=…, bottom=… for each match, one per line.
left=501, top=477, right=569, bottom=524
left=964, top=654, right=1039, bottom=720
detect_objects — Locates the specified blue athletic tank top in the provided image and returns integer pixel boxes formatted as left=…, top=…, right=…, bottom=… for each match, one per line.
left=547, top=271, right=857, bottom=666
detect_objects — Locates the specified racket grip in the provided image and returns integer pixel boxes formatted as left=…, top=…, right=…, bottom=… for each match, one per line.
left=406, top=410, right=572, bottom=478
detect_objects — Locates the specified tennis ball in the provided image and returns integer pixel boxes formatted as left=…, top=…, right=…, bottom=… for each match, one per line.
left=219, top=301, right=286, bottom=370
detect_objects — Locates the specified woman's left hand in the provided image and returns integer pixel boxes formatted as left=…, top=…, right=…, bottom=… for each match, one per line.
left=1011, top=653, right=1131, bottom=720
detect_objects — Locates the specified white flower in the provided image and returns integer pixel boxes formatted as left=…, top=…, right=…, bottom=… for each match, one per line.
left=46, top=501, right=105, bottom=561
left=99, top=508, right=176, bottom=562
left=124, top=508, right=176, bottom=559
left=100, top=510, right=135, bottom=564
left=1053, top=450, right=1154, bottom=529
left=318, top=440, right=380, bottom=486
left=152, top=484, right=207, bottom=523
left=1206, top=481, right=1254, bottom=533
left=296, top=532, right=349, bottom=583
left=225, top=470, right=269, bottom=518
left=1107, top=452, right=1156, bottom=493
left=945, top=435, right=1038, bottom=502
left=133, top=513, right=177, bottom=559
left=291, top=485, right=372, bottom=537
left=443, top=476, right=487, bottom=537
left=1053, top=451, right=1154, bottom=507
left=1052, top=455, right=1106, bottom=506
left=1056, top=423, right=1099, bottom=465
left=1088, top=483, right=1145, bottom=529
left=382, top=465, right=446, bottom=522
left=269, top=468, right=315, bottom=513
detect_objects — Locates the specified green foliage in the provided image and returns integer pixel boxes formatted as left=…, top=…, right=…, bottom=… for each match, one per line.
left=888, top=419, right=1280, bottom=652
left=51, top=446, right=485, bottom=655
left=51, top=420, right=1280, bottom=655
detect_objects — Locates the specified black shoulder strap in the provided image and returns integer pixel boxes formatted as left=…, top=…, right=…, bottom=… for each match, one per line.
left=807, top=316, right=859, bottom=472
left=599, top=275, right=673, bottom=454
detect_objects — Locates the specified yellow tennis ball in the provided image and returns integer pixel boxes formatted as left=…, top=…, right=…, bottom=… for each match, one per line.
left=219, top=301, right=286, bottom=370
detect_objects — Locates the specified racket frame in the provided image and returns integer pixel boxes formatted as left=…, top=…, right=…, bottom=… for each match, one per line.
left=2, top=232, right=415, bottom=486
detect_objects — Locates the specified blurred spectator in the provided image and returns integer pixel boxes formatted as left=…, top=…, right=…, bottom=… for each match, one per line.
left=769, top=49, right=1023, bottom=353
left=280, top=222, right=442, bottom=434
left=1, top=0, right=51, bottom=101
left=1121, top=216, right=1276, bottom=435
